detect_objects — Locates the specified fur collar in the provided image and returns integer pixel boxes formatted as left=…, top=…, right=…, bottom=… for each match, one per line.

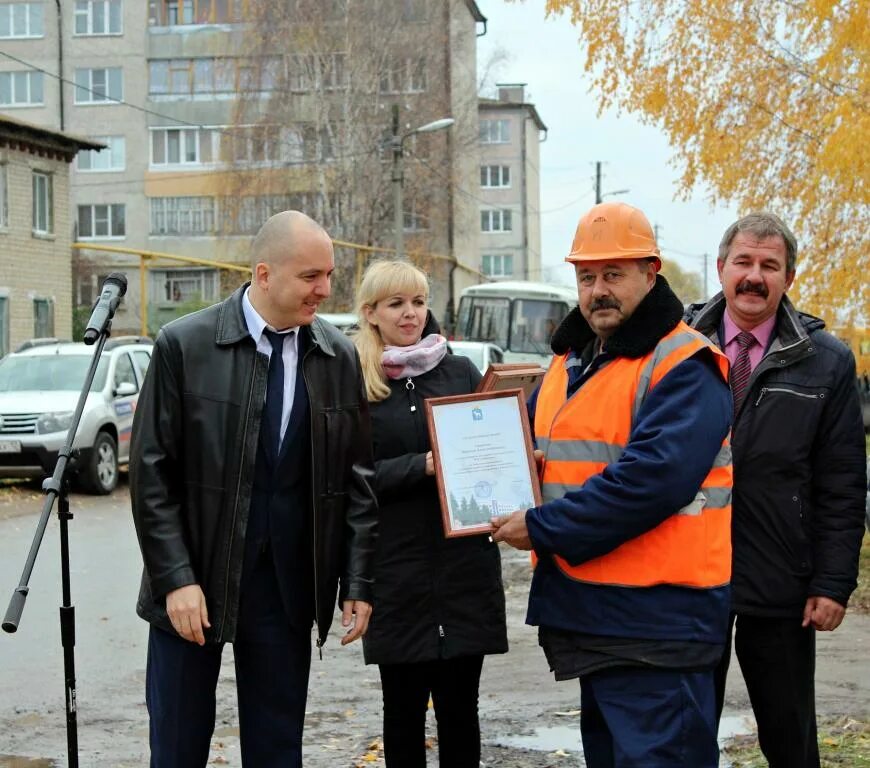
left=551, top=275, right=685, bottom=358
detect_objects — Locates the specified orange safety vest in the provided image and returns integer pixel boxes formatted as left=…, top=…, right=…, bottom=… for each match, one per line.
left=533, top=321, right=732, bottom=589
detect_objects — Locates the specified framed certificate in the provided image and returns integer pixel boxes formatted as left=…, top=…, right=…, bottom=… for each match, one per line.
left=425, top=390, right=542, bottom=538
left=477, top=362, right=546, bottom=398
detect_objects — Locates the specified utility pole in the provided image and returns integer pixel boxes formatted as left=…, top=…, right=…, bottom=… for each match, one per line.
left=391, top=104, right=404, bottom=259
left=594, top=161, right=602, bottom=204
left=654, top=223, right=661, bottom=243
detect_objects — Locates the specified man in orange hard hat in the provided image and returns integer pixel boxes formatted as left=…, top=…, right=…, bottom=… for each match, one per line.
left=493, top=201, right=733, bottom=767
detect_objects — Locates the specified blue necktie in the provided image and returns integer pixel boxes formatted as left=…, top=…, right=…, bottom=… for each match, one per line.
left=263, top=329, right=289, bottom=454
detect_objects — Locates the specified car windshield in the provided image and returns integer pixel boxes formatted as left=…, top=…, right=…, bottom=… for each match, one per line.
left=455, top=297, right=509, bottom=349
left=0, top=355, right=109, bottom=392
left=509, top=300, right=569, bottom=354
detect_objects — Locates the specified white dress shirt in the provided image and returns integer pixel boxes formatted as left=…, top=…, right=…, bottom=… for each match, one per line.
left=242, top=288, right=299, bottom=444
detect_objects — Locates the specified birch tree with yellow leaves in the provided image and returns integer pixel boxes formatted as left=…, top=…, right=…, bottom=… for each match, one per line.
left=545, top=0, right=869, bottom=322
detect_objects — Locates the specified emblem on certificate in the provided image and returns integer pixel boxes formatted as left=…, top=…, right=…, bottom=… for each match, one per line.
left=424, top=390, right=542, bottom=538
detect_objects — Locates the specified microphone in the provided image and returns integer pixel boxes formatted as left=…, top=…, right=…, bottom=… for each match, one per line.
left=83, top=273, right=128, bottom=345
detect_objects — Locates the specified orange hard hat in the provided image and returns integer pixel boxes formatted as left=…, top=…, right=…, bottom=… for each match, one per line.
left=566, top=201, right=661, bottom=269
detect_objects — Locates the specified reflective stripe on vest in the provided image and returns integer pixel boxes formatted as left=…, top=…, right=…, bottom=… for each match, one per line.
left=533, top=321, right=732, bottom=589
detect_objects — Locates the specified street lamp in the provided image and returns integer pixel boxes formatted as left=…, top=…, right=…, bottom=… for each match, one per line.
left=390, top=105, right=455, bottom=258
left=596, top=188, right=630, bottom=204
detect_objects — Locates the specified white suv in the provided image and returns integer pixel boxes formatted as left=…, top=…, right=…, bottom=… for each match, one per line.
left=0, top=337, right=153, bottom=494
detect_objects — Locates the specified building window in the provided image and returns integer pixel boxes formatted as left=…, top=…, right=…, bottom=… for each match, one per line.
left=0, top=71, right=44, bottom=106
left=151, top=269, right=218, bottom=304
left=379, top=57, right=426, bottom=94
left=151, top=0, right=243, bottom=26
left=78, top=204, right=126, bottom=239
left=77, top=136, right=125, bottom=171
left=74, top=67, right=123, bottom=104
left=479, top=119, right=510, bottom=144
left=402, top=198, right=428, bottom=232
left=480, top=209, right=512, bottom=233
left=0, top=3, right=44, bottom=38
left=149, top=57, right=278, bottom=96
left=32, top=172, right=53, bottom=235
left=33, top=298, right=54, bottom=337
left=150, top=196, right=216, bottom=235
left=482, top=254, right=513, bottom=278
left=480, top=165, right=510, bottom=188
left=74, top=1, right=122, bottom=35
left=0, top=296, right=8, bottom=357
left=150, top=128, right=213, bottom=166
left=288, top=53, right=345, bottom=92
left=220, top=194, right=307, bottom=235
left=0, top=164, right=7, bottom=227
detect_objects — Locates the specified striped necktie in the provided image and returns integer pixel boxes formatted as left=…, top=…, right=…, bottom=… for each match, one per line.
left=730, top=330, right=757, bottom=412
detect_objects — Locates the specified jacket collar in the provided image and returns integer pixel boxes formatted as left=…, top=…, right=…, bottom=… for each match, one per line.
left=551, top=275, right=685, bottom=359
left=686, top=291, right=823, bottom=351
left=215, top=282, right=336, bottom=356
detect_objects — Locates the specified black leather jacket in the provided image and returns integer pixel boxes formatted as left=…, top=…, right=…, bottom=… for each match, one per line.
left=131, top=285, right=377, bottom=646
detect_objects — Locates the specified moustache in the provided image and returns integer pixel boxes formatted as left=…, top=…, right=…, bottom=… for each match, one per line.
left=589, top=298, right=621, bottom=312
left=736, top=281, right=768, bottom=298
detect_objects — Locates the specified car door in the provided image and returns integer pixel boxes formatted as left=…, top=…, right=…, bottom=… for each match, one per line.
left=111, top=352, right=139, bottom=463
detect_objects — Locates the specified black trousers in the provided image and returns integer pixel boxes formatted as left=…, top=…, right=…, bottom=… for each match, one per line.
left=378, top=655, right=485, bottom=768
left=146, top=553, right=311, bottom=768
left=715, top=613, right=820, bottom=768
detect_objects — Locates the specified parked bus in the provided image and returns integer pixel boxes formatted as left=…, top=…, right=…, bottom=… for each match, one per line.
left=454, top=281, right=577, bottom=365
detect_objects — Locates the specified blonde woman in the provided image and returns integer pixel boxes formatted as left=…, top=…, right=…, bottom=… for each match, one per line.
left=354, top=259, right=508, bottom=767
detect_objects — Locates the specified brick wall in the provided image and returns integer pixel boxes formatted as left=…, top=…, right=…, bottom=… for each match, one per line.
left=0, top=146, right=73, bottom=354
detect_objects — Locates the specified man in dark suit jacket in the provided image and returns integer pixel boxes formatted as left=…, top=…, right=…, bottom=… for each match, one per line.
left=686, top=212, right=865, bottom=768
left=131, top=211, right=378, bottom=767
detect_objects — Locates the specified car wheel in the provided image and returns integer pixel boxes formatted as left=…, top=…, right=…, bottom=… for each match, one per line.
left=81, top=431, right=118, bottom=495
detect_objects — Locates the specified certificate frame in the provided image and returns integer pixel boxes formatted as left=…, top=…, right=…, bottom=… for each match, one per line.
left=424, top=389, right=542, bottom=538
left=477, top=362, right=546, bottom=398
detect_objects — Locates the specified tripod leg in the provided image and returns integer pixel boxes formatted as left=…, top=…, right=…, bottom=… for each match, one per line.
left=58, top=490, right=79, bottom=768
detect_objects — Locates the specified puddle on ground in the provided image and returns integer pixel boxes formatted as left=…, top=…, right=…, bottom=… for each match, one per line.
left=718, top=715, right=755, bottom=742
left=0, top=758, right=56, bottom=768
left=491, top=725, right=582, bottom=753
left=491, top=715, right=755, bottom=756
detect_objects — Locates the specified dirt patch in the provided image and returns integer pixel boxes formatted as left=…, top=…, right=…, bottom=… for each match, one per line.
left=722, top=716, right=870, bottom=767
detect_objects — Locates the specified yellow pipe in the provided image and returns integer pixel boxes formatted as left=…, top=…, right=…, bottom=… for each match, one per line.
left=140, top=254, right=148, bottom=337
left=71, top=243, right=251, bottom=274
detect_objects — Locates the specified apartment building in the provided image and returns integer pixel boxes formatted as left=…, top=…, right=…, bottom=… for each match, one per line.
left=0, top=114, right=101, bottom=353
left=0, top=0, right=486, bottom=330
left=477, top=83, right=546, bottom=282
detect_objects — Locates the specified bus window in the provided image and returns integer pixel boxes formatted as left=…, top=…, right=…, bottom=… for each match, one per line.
left=510, top=300, right=569, bottom=354
left=455, top=297, right=509, bottom=350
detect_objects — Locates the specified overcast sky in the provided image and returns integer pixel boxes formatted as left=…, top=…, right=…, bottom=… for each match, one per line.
left=475, top=0, right=740, bottom=296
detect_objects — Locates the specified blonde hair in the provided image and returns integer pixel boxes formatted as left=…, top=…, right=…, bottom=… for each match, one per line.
left=353, top=259, right=430, bottom=402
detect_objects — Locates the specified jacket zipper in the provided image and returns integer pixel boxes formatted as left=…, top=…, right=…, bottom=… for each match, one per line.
left=405, top=377, right=417, bottom=412
left=754, top=386, right=821, bottom=407
left=220, top=359, right=257, bottom=641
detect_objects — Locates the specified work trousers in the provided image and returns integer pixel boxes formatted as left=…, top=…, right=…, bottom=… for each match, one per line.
left=715, top=613, right=819, bottom=768
left=146, top=553, right=312, bottom=768
left=580, top=666, right=719, bottom=768
left=378, top=655, right=485, bottom=768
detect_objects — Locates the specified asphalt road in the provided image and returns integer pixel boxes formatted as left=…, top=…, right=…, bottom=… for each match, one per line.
left=0, top=480, right=867, bottom=767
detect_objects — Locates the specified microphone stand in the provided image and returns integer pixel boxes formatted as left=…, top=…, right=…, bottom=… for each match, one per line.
left=2, top=323, right=113, bottom=768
